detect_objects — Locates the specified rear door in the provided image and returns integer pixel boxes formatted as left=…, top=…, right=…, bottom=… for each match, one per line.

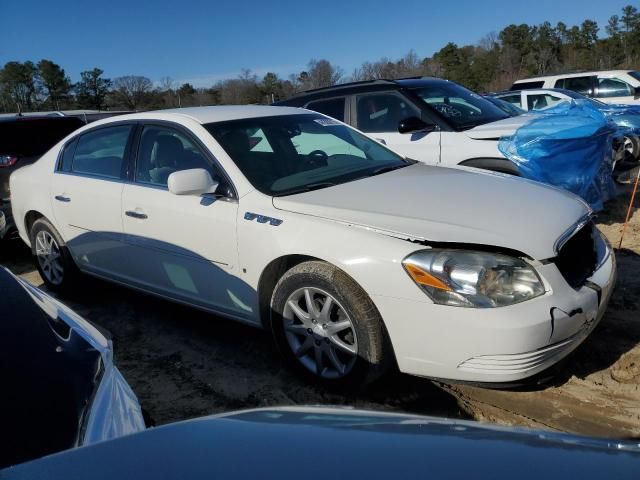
left=51, top=123, right=135, bottom=277
left=120, top=123, right=246, bottom=319
left=353, top=91, right=441, bottom=164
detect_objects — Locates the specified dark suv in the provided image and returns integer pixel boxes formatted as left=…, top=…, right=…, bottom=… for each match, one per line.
left=275, top=77, right=525, bottom=175
left=0, top=116, right=85, bottom=238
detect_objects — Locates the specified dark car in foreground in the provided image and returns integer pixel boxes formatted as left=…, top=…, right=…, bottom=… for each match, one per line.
left=0, top=267, right=145, bottom=470
left=3, top=406, right=639, bottom=479
left=0, top=116, right=85, bottom=238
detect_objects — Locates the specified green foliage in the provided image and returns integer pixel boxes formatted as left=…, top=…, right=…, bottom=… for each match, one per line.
left=75, top=68, right=111, bottom=110
left=37, top=60, right=72, bottom=110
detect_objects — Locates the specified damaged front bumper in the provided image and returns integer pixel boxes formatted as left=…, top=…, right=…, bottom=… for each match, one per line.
left=372, top=245, right=616, bottom=384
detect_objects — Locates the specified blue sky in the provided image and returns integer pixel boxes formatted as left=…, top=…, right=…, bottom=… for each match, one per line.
left=1, top=0, right=633, bottom=86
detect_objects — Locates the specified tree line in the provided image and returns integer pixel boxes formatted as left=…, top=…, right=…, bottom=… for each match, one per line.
left=2, top=4, right=639, bottom=113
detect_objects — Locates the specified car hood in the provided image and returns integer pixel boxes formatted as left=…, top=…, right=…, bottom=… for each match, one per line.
left=464, top=114, right=537, bottom=139
left=272, top=164, right=590, bottom=260
left=9, top=407, right=640, bottom=479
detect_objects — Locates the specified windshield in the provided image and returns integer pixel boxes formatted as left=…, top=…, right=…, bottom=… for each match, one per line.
left=410, top=83, right=509, bottom=130
left=205, top=114, right=409, bottom=196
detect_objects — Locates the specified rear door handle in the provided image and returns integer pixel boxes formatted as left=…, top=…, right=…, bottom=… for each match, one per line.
left=125, top=210, right=148, bottom=220
left=54, top=195, right=71, bottom=203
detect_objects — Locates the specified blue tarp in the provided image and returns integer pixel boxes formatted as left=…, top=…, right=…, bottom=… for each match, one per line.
left=499, top=100, right=620, bottom=211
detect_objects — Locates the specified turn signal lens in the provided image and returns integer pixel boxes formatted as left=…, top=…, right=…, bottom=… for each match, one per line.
left=404, top=263, right=451, bottom=291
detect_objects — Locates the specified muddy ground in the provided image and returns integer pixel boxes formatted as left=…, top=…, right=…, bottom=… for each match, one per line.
left=1, top=184, right=639, bottom=439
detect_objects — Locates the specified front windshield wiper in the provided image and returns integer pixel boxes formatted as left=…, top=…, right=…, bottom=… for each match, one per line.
left=273, top=182, right=337, bottom=197
left=368, top=164, right=409, bottom=176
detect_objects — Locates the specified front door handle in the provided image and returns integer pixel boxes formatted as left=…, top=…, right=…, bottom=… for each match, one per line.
left=125, top=210, right=148, bottom=220
left=54, top=195, right=71, bottom=203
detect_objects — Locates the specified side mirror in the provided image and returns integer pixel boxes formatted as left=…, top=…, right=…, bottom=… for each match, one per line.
left=634, top=86, right=640, bottom=98
left=168, top=168, right=219, bottom=196
left=398, top=116, right=436, bottom=134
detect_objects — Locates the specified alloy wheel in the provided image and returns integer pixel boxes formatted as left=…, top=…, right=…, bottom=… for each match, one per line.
left=283, top=287, right=358, bottom=379
left=35, top=230, right=64, bottom=285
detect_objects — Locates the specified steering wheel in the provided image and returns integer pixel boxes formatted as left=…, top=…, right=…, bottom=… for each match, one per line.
left=307, top=149, right=328, bottom=168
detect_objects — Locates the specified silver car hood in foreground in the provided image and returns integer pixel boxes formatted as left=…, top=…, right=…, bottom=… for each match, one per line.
left=273, top=164, right=590, bottom=260
left=464, top=114, right=537, bottom=139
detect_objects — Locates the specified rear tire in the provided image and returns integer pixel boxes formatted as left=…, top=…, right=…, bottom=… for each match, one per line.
left=30, top=218, right=79, bottom=292
left=270, top=261, right=392, bottom=388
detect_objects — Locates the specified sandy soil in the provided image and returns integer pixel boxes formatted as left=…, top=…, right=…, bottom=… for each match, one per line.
left=1, top=182, right=638, bottom=439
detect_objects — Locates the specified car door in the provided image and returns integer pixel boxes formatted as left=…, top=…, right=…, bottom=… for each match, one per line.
left=120, top=123, right=248, bottom=320
left=353, top=91, right=441, bottom=164
left=51, top=123, right=136, bottom=277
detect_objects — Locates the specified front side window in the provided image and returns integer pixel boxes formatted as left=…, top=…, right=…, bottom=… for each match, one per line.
left=410, top=82, right=508, bottom=130
left=135, top=125, right=216, bottom=187
left=205, top=114, right=408, bottom=196
left=526, top=94, right=564, bottom=111
left=72, top=125, right=133, bottom=179
left=557, top=76, right=594, bottom=96
left=305, top=98, right=346, bottom=122
left=596, top=77, right=634, bottom=98
left=355, top=92, right=420, bottom=133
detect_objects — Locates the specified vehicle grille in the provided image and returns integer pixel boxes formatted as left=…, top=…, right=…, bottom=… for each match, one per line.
left=554, top=222, right=598, bottom=289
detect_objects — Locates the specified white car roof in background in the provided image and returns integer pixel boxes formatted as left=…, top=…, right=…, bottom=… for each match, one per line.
left=110, top=105, right=309, bottom=125
left=515, top=70, right=632, bottom=82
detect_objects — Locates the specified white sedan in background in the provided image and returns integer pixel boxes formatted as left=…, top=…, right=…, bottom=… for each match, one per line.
left=10, top=106, right=615, bottom=386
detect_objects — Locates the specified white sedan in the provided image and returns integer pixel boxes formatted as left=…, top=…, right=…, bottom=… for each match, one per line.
left=10, top=106, right=616, bottom=386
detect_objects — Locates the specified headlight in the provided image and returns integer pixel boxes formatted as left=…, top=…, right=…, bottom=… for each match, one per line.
left=403, top=249, right=545, bottom=308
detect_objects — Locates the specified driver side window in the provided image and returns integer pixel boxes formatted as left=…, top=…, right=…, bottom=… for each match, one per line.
left=135, top=125, right=216, bottom=188
left=355, top=93, right=419, bottom=133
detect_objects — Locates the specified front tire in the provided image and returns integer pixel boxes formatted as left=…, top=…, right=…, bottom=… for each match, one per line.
left=30, top=218, right=78, bottom=292
left=270, top=261, right=392, bottom=387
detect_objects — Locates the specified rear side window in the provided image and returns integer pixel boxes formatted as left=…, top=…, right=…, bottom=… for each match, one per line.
left=72, top=125, right=133, bottom=179
left=510, top=81, right=544, bottom=90
left=556, top=76, right=594, bottom=96
left=305, top=98, right=346, bottom=122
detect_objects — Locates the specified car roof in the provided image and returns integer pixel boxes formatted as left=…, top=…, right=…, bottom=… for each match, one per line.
left=275, top=77, right=451, bottom=103
left=514, top=70, right=632, bottom=82
left=103, top=105, right=309, bottom=125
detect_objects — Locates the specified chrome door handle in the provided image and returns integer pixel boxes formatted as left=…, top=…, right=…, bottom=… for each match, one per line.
left=125, top=210, right=148, bottom=220
left=54, top=195, right=71, bottom=203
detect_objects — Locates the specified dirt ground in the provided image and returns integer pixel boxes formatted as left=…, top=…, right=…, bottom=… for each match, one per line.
left=1, top=183, right=639, bottom=439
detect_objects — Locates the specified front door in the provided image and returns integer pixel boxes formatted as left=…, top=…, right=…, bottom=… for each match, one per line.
left=120, top=124, right=249, bottom=320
